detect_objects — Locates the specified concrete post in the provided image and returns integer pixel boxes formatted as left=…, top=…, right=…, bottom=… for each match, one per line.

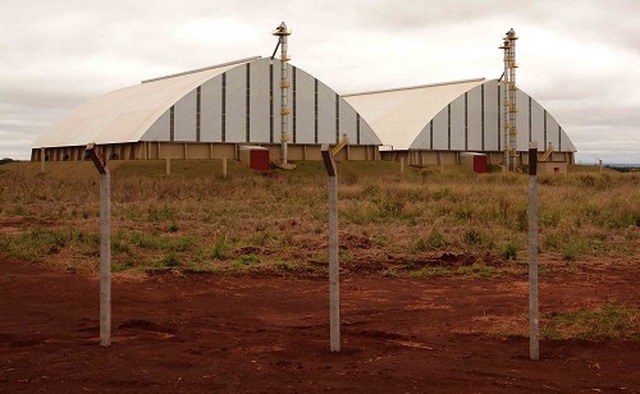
left=222, top=158, right=228, bottom=179
left=99, top=170, right=111, bottom=347
left=400, top=157, right=404, bottom=174
left=166, top=157, right=171, bottom=175
left=40, top=147, right=45, bottom=173
left=86, top=143, right=111, bottom=347
left=528, top=142, right=539, bottom=360
left=321, top=144, right=340, bottom=352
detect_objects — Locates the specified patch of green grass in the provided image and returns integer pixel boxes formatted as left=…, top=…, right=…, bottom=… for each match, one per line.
left=146, top=206, right=178, bottom=223
left=431, top=188, right=451, bottom=201
left=463, top=229, right=494, bottom=249
left=563, top=243, right=579, bottom=261
left=211, top=236, right=231, bottom=260
left=410, top=230, right=447, bottom=253
left=543, top=303, right=640, bottom=340
left=408, top=266, right=450, bottom=277
left=384, top=268, right=400, bottom=278
left=130, top=231, right=165, bottom=250
left=232, top=253, right=263, bottom=269
left=272, top=260, right=300, bottom=272
left=457, top=263, right=494, bottom=278
left=378, top=199, right=404, bottom=219
left=499, top=241, right=518, bottom=261
left=13, top=206, right=27, bottom=216
left=0, top=228, right=99, bottom=262
left=454, top=206, right=472, bottom=224
left=151, top=253, right=179, bottom=270
left=112, top=260, right=133, bottom=272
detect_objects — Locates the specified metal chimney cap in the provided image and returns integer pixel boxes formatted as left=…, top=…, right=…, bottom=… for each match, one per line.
left=273, top=21, right=291, bottom=36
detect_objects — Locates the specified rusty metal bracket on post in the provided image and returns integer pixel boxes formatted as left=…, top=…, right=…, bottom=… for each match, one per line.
left=86, top=143, right=111, bottom=347
left=86, top=142, right=108, bottom=174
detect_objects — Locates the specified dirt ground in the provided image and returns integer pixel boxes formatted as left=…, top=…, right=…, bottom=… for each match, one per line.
left=1, top=259, right=639, bottom=393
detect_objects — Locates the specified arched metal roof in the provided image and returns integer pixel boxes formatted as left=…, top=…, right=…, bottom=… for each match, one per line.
left=32, top=57, right=259, bottom=148
left=344, top=79, right=576, bottom=153
left=343, top=79, right=486, bottom=150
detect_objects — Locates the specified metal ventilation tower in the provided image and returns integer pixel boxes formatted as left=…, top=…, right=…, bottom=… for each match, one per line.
left=272, top=22, right=292, bottom=167
left=499, top=28, right=519, bottom=172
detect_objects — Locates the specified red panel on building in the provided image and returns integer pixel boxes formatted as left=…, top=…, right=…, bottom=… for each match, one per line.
left=473, top=155, right=488, bottom=173
left=250, top=149, right=270, bottom=171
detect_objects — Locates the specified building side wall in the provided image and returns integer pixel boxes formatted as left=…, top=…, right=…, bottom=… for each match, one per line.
left=450, top=95, right=465, bottom=150
left=224, top=65, right=247, bottom=143
left=466, top=88, right=482, bottom=151
left=431, top=110, right=448, bottom=150
left=317, top=80, right=337, bottom=144
left=294, top=65, right=315, bottom=144
left=200, top=76, right=223, bottom=143
left=144, top=111, right=170, bottom=141
left=249, top=61, right=271, bottom=143
left=174, top=90, right=197, bottom=142
left=483, top=80, right=500, bottom=151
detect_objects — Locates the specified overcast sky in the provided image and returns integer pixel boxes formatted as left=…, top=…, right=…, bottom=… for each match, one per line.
left=1, top=0, right=638, bottom=163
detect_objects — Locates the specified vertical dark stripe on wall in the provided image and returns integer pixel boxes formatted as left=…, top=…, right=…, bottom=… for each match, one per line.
left=558, top=126, right=562, bottom=151
left=335, top=94, right=340, bottom=143
left=169, top=106, right=175, bottom=142
left=245, top=63, right=251, bottom=143
left=314, top=79, right=319, bottom=144
left=356, top=113, right=361, bottom=144
left=292, top=67, right=297, bottom=143
left=429, top=121, right=434, bottom=150
left=196, top=86, right=201, bottom=142
left=447, top=104, right=451, bottom=150
left=269, top=64, right=274, bottom=143
left=528, top=96, right=532, bottom=143
left=497, top=84, right=501, bottom=150
left=464, top=92, right=468, bottom=150
left=221, top=73, right=226, bottom=142
left=481, top=84, right=485, bottom=150
left=543, top=109, right=548, bottom=148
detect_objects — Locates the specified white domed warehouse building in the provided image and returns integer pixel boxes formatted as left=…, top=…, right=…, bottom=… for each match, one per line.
left=31, top=56, right=383, bottom=163
left=344, top=78, right=576, bottom=172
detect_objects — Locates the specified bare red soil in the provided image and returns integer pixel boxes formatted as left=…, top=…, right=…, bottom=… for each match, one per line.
left=1, top=259, right=639, bottom=393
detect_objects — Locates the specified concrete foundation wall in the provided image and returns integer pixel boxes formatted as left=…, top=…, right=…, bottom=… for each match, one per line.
left=31, top=143, right=380, bottom=163
left=380, top=149, right=574, bottom=169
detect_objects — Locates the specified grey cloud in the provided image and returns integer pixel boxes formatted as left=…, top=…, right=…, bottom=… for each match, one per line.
left=0, top=0, right=638, bottom=162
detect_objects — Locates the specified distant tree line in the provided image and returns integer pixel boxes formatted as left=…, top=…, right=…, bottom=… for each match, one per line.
left=0, top=158, right=16, bottom=165
left=608, top=165, right=640, bottom=173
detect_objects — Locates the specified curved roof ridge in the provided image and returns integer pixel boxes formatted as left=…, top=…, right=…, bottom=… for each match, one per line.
left=142, top=56, right=262, bottom=84
left=343, top=77, right=486, bottom=97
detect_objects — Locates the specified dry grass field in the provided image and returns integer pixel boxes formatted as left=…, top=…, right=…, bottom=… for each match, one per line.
left=1, top=159, right=639, bottom=278
left=1, top=159, right=639, bottom=392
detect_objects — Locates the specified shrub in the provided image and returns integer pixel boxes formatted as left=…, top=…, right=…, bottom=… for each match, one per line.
left=500, top=241, right=518, bottom=261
